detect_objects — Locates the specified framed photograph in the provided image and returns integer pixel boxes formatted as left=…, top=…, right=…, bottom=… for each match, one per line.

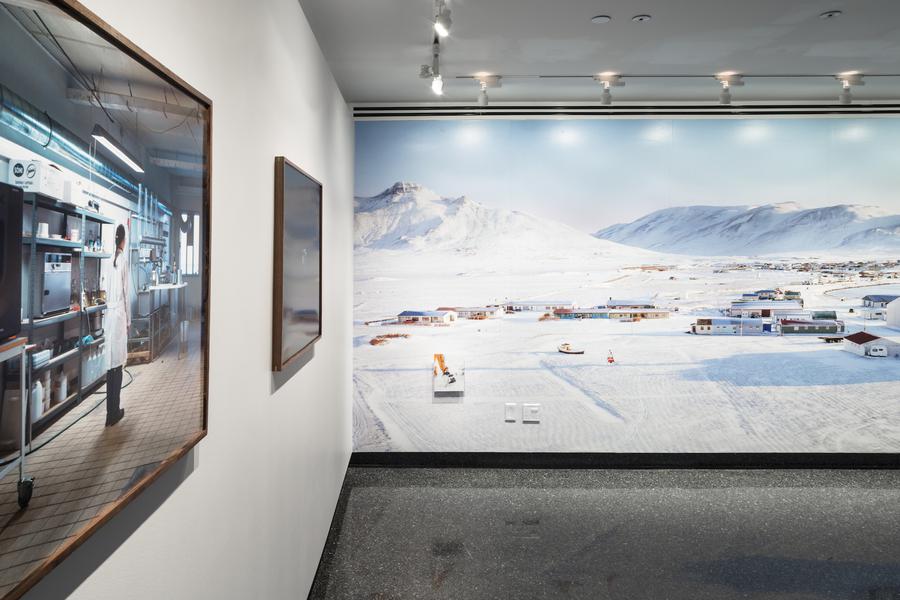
left=273, top=156, right=323, bottom=371
left=0, top=0, right=210, bottom=597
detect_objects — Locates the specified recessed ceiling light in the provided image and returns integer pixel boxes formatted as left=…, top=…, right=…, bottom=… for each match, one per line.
left=632, top=14, right=652, bottom=22
left=819, top=10, right=842, bottom=19
left=591, top=15, right=611, bottom=24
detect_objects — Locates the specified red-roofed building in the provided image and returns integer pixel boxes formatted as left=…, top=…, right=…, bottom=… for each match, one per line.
left=843, top=331, right=900, bottom=357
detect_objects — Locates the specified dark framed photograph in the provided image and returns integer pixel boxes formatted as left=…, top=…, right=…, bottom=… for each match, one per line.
left=0, top=0, right=210, bottom=597
left=273, top=157, right=323, bottom=371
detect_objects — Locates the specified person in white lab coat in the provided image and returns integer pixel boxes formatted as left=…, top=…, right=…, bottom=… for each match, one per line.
left=105, top=224, right=129, bottom=426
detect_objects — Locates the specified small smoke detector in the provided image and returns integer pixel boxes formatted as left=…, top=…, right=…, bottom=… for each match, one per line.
left=591, top=15, right=611, bottom=24
left=632, top=14, right=652, bottom=22
left=819, top=10, right=843, bottom=19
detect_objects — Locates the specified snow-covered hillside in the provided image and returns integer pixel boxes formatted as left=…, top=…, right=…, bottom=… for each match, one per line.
left=355, top=182, right=653, bottom=260
left=595, top=202, right=900, bottom=255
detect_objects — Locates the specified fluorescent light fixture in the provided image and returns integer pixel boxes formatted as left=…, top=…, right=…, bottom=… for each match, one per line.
left=434, top=2, right=452, bottom=37
left=431, top=75, right=444, bottom=95
left=91, top=124, right=144, bottom=173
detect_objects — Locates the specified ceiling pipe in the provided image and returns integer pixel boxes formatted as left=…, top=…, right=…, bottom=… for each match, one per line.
left=0, top=82, right=140, bottom=197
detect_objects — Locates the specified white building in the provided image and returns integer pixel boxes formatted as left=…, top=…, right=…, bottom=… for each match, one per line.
left=397, top=310, right=456, bottom=324
left=842, top=332, right=900, bottom=358
left=504, top=300, right=574, bottom=312
left=440, top=306, right=502, bottom=319
left=605, top=299, right=657, bottom=309
left=888, top=298, right=900, bottom=330
left=862, top=294, right=900, bottom=309
left=727, top=300, right=803, bottom=319
left=692, top=318, right=764, bottom=335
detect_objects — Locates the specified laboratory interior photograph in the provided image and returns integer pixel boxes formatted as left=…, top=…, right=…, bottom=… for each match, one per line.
left=0, top=0, right=898, bottom=599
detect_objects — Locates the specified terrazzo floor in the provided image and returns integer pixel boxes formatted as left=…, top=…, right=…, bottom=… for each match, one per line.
left=311, top=467, right=900, bottom=600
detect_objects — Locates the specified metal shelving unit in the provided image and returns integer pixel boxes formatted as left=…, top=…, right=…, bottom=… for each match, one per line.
left=19, top=191, right=112, bottom=439
left=127, top=306, right=172, bottom=363
left=0, top=338, right=33, bottom=508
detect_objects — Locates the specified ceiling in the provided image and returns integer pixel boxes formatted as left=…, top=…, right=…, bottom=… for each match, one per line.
left=299, top=0, right=900, bottom=104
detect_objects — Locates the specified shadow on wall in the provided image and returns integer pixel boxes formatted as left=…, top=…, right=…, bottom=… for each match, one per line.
left=20, top=449, right=197, bottom=599
left=680, top=351, right=900, bottom=386
left=686, top=555, right=900, bottom=597
left=271, top=346, right=315, bottom=393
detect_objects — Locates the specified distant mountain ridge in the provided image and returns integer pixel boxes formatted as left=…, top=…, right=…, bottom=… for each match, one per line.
left=594, top=202, right=900, bottom=255
left=354, top=182, right=651, bottom=260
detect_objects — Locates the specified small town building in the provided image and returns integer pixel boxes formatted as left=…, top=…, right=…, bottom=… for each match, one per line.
left=397, top=310, right=456, bottom=324
left=438, top=306, right=502, bottom=319
left=504, top=300, right=575, bottom=312
left=843, top=331, right=900, bottom=357
left=783, top=290, right=804, bottom=306
left=556, top=308, right=670, bottom=320
left=727, top=300, right=803, bottom=319
left=692, top=318, right=764, bottom=335
left=779, top=319, right=845, bottom=335
left=604, top=299, right=657, bottom=309
left=810, top=310, right=838, bottom=320
left=862, top=307, right=888, bottom=320
left=862, top=294, right=900, bottom=308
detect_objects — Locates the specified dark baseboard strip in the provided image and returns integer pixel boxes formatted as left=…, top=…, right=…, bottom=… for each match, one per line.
left=350, top=452, right=900, bottom=469
left=307, top=467, right=354, bottom=600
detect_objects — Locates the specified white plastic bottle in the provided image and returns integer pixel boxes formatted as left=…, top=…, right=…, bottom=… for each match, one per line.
left=31, top=380, right=44, bottom=420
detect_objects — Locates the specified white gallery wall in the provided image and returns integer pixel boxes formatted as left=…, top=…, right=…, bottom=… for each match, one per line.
left=23, top=0, right=354, bottom=598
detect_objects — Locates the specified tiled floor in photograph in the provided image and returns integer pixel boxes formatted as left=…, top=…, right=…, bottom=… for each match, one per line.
left=0, top=324, right=204, bottom=597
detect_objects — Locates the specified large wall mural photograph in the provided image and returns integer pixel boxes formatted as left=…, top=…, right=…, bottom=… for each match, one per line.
left=353, top=117, right=900, bottom=453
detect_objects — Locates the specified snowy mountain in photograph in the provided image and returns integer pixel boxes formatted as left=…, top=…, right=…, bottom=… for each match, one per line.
left=355, top=181, right=653, bottom=260
left=595, top=202, right=900, bottom=255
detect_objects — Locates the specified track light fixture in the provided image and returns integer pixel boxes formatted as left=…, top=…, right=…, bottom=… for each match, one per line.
left=473, top=75, right=501, bottom=107
left=838, top=80, right=851, bottom=105
left=432, top=75, right=444, bottom=95
left=719, top=81, right=732, bottom=105
left=419, top=42, right=445, bottom=96
left=600, top=82, right=612, bottom=105
left=477, top=82, right=488, bottom=106
left=433, top=0, right=452, bottom=37
left=593, top=72, right=623, bottom=105
left=836, top=71, right=864, bottom=105
left=714, top=72, right=743, bottom=105
left=432, top=69, right=882, bottom=105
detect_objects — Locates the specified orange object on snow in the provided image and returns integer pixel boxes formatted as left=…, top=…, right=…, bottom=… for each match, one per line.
left=607, top=350, right=615, bottom=364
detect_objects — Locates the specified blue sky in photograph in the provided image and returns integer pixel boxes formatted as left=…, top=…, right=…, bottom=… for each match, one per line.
left=355, top=118, right=900, bottom=232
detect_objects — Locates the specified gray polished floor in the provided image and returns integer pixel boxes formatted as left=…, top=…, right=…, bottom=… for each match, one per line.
left=310, top=468, right=900, bottom=599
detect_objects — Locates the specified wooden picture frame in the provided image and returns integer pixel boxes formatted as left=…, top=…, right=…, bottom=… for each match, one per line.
left=272, top=156, right=323, bottom=372
left=0, top=2, right=211, bottom=598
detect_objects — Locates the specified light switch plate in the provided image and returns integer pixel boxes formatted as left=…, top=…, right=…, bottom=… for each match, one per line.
left=523, top=403, right=541, bottom=424
left=504, top=403, right=518, bottom=423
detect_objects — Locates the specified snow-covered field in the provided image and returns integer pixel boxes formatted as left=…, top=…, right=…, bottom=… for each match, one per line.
left=352, top=182, right=900, bottom=453
left=354, top=257, right=900, bottom=453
